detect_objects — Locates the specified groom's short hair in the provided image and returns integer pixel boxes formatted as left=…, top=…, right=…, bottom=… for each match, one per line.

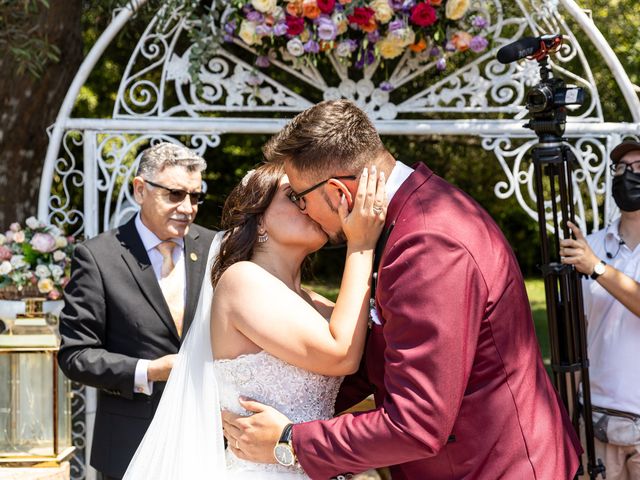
left=263, top=100, right=385, bottom=178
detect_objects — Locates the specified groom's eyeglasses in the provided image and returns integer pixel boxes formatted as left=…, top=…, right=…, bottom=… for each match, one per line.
left=288, top=176, right=357, bottom=210
left=144, top=179, right=206, bottom=205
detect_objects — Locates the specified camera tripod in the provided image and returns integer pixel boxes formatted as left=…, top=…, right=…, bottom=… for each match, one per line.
left=499, top=35, right=606, bottom=479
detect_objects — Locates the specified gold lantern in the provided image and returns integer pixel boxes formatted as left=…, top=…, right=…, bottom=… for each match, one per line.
left=0, top=298, right=74, bottom=464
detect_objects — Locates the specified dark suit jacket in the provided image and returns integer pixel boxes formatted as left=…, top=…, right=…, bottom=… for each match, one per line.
left=58, top=217, right=215, bottom=478
left=293, top=164, right=582, bottom=479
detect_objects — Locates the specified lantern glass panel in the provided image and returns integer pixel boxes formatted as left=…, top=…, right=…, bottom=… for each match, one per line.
left=0, top=351, right=54, bottom=458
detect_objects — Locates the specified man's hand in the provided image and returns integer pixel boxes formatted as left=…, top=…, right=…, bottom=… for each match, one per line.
left=560, top=221, right=600, bottom=275
left=222, top=397, right=292, bottom=464
left=147, top=354, right=177, bottom=382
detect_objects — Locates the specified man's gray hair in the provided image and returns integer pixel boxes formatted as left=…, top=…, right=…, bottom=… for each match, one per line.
left=137, top=142, right=207, bottom=178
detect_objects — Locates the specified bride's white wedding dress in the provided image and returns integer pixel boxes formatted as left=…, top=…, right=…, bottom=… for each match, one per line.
left=123, top=233, right=342, bottom=479
left=215, top=351, right=342, bottom=478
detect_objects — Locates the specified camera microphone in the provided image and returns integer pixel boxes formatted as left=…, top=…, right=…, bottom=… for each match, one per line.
left=497, top=34, right=563, bottom=64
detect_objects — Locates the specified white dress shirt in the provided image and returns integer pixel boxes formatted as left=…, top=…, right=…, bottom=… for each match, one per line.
left=582, top=218, right=640, bottom=415
left=385, top=160, right=414, bottom=204
left=133, top=214, right=187, bottom=395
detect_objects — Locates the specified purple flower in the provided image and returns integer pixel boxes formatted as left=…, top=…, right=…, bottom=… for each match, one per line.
left=472, top=16, right=488, bottom=29
left=436, top=57, right=446, bottom=71
left=255, top=24, right=272, bottom=36
left=355, top=47, right=375, bottom=69
left=429, top=46, right=441, bottom=57
left=273, top=22, right=288, bottom=36
left=246, top=10, right=264, bottom=22
left=380, top=81, right=394, bottom=92
left=469, top=35, right=489, bottom=53
left=402, top=0, right=416, bottom=11
left=316, top=15, right=338, bottom=41
left=367, top=30, right=381, bottom=43
left=388, top=19, right=404, bottom=32
left=30, top=233, right=56, bottom=253
left=389, top=0, right=404, bottom=10
left=246, top=73, right=263, bottom=86
left=445, top=41, right=456, bottom=52
left=223, top=34, right=234, bottom=43
left=224, top=20, right=237, bottom=35
left=304, top=40, right=320, bottom=53
left=255, top=55, right=271, bottom=68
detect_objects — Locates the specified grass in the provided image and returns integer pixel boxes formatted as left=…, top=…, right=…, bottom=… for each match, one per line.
left=305, top=278, right=550, bottom=365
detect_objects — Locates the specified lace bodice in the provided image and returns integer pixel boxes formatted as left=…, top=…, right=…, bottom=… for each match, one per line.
left=214, top=351, right=343, bottom=477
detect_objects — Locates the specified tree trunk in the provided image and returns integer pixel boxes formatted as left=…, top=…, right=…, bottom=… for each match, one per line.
left=0, top=1, right=83, bottom=229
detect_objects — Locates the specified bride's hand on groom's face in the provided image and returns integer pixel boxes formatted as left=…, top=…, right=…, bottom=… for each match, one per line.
left=222, top=397, right=292, bottom=464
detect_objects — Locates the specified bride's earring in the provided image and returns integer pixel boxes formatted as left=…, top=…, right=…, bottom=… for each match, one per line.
left=257, top=230, right=268, bottom=243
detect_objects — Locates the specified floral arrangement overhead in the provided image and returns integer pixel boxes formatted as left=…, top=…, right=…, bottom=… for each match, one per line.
left=221, top=0, right=489, bottom=74
left=0, top=218, right=77, bottom=301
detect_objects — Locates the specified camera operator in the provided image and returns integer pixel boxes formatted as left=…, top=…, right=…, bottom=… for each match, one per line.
left=560, top=140, right=640, bottom=480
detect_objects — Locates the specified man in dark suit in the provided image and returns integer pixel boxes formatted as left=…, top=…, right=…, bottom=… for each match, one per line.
left=58, top=142, right=216, bottom=480
left=222, top=100, right=583, bottom=479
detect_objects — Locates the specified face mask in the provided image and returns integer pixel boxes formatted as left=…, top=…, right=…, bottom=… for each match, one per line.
left=612, top=169, right=640, bottom=212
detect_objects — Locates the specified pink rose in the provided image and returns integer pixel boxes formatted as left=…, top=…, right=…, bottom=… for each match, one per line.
left=0, top=245, right=11, bottom=261
left=9, top=222, right=21, bottom=232
left=13, top=231, right=25, bottom=243
left=30, top=232, right=56, bottom=253
left=48, top=289, right=62, bottom=300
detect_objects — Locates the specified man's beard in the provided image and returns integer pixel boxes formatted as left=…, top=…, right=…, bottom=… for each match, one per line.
left=321, top=189, right=347, bottom=244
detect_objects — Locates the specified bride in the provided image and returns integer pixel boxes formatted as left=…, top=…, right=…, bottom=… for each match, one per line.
left=123, top=161, right=386, bottom=479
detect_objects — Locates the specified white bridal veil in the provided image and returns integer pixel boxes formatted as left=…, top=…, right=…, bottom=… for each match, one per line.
left=123, top=231, right=227, bottom=479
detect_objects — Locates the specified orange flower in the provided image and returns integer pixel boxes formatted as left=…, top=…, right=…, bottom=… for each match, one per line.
left=286, top=0, right=303, bottom=16
left=430, top=0, right=442, bottom=5
left=409, top=38, right=428, bottom=52
left=361, top=16, right=377, bottom=32
left=451, top=31, right=472, bottom=52
left=339, top=0, right=352, bottom=4
left=319, top=41, right=334, bottom=51
left=302, top=0, right=321, bottom=19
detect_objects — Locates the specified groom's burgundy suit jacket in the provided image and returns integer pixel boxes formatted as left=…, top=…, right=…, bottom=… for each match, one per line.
left=292, top=163, right=582, bottom=479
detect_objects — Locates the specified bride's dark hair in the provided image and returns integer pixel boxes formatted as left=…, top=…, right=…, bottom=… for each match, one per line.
left=211, top=162, right=285, bottom=287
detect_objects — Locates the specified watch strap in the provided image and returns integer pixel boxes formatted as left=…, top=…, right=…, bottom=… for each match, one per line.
left=279, top=423, right=294, bottom=444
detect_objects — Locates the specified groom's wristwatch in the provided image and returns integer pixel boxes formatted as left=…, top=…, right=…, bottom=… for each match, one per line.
left=591, top=260, right=606, bottom=280
left=274, top=423, right=297, bottom=467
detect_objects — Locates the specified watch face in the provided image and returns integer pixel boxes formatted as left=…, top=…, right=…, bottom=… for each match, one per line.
left=274, top=444, right=295, bottom=466
left=594, top=262, right=606, bottom=275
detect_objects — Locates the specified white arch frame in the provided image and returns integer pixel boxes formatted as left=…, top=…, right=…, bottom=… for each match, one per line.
left=39, top=1, right=639, bottom=478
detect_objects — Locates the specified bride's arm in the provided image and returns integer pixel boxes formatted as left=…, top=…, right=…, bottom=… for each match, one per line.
left=216, top=168, right=385, bottom=376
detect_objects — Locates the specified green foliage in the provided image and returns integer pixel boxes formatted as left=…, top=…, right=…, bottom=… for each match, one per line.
left=0, top=0, right=60, bottom=77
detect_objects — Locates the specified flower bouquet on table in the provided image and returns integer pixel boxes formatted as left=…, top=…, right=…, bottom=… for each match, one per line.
left=0, top=217, right=76, bottom=301
left=221, top=0, right=490, bottom=72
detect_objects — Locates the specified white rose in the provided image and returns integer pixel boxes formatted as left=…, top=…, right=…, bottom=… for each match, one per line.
left=371, top=0, right=394, bottom=23
left=0, top=234, right=5, bottom=245
left=286, top=38, right=305, bottom=57
left=53, top=250, right=67, bottom=262
left=13, top=231, right=25, bottom=243
left=49, top=264, right=64, bottom=280
left=10, top=255, right=26, bottom=269
left=389, top=27, right=415, bottom=48
left=55, top=236, right=68, bottom=248
left=0, top=261, right=12, bottom=275
left=336, top=41, right=353, bottom=57
left=251, top=0, right=277, bottom=13
left=446, top=0, right=470, bottom=20
left=26, top=216, right=41, bottom=229
left=37, top=278, right=54, bottom=294
left=239, top=21, right=258, bottom=46
left=35, top=265, right=51, bottom=279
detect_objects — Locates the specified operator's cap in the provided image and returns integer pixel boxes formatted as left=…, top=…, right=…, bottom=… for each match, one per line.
left=610, top=140, right=640, bottom=163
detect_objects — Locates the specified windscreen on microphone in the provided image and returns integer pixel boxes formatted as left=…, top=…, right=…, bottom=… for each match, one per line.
left=497, top=37, right=542, bottom=64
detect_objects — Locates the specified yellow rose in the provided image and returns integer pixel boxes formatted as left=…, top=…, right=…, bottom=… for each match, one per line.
left=388, top=27, right=415, bottom=48
left=377, top=37, right=404, bottom=59
left=252, top=0, right=278, bottom=13
left=239, top=21, right=258, bottom=46
left=37, top=278, right=54, bottom=294
left=445, top=0, right=470, bottom=20
left=371, top=0, right=394, bottom=24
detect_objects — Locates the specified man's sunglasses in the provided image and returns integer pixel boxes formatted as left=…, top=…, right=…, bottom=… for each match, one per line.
left=288, top=175, right=357, bottom=210
left=144, top=179, right=206, bottom=205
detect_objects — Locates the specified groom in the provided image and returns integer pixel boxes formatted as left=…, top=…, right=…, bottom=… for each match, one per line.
left=222, top=100, right=582, bottom=479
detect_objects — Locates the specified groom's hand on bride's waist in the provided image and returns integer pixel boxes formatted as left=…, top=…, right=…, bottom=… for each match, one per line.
left=222, top=397, right=292, bottom=464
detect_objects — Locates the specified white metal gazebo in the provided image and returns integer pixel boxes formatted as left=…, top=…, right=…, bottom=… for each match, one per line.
left=39, top=0, right=639, bottom=477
